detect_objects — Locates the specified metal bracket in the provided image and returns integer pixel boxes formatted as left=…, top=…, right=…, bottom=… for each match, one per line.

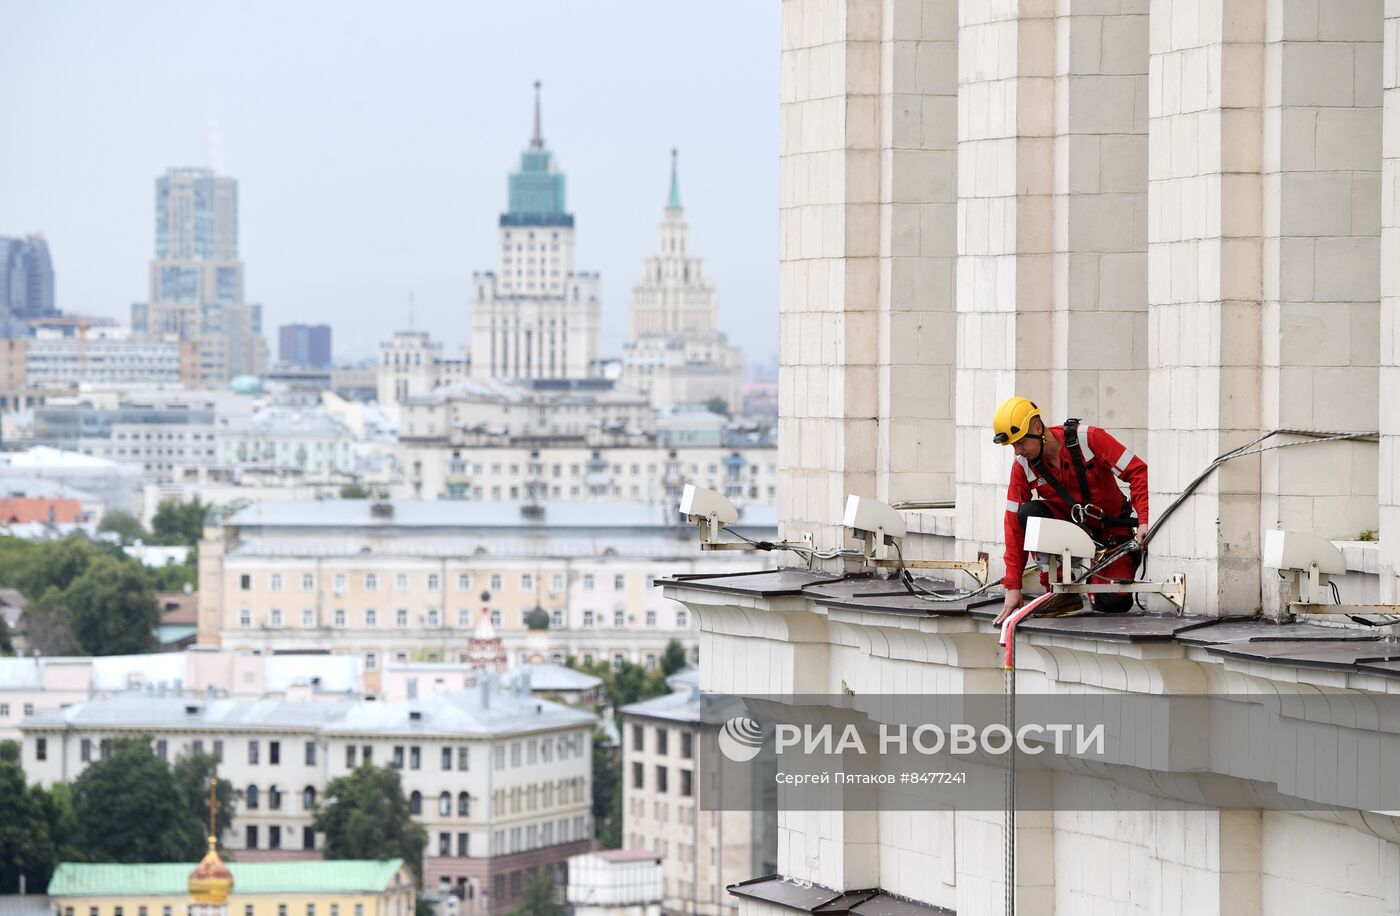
left=872, top=551, right=990, bottom=586
left=1050, top=573, right=1187, bottom=610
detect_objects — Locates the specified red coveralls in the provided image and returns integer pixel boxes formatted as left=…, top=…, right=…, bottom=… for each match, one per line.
left=1001, top=423, right=1150, bottom=599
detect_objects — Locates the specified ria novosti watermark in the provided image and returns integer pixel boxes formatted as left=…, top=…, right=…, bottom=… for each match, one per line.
left=693, top=693, right=1400, bottom=812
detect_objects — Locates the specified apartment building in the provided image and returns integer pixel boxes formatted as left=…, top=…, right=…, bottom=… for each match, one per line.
left=20, top=679, right=594, bottom=914
left=618, top=674, right=775, bottom=916
left=197, top=500, right=776, bottom=694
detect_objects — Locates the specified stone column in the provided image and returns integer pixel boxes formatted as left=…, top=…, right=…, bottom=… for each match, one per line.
left=1259, top=0, right=1380, bottom=565
left=954, top=0, right=1057, bottom=563
left=877, top=0, right=959, bottom=507
left=779, top=0, right=882, bottom=559
left=1050, top=1, right=1150, bottom=453
left=1145, top=0, right=1266, bottom=612
left=1381, top=1, right=1400, bottom=600
left=780, top=0, right=961, bottom=560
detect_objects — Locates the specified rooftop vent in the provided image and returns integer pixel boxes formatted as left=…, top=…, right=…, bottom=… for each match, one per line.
left=409, top=710, right=423, bottom=722
left=370, top=502, right=394, bottom=519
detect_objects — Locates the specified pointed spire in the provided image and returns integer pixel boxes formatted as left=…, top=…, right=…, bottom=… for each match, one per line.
left=667, top=148, right=682, bottom=210
left=530, top=81, right=544, bottom=150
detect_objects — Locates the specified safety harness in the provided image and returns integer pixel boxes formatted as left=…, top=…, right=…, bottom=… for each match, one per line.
left=1030, top=418, right=1137, bottom=538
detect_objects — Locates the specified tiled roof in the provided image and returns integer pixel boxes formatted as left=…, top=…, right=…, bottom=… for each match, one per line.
left=47, top=859, right=407, bottom=897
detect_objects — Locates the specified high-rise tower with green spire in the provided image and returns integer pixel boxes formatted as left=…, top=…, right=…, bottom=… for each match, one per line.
left=471, top=82, right=599, bottom=381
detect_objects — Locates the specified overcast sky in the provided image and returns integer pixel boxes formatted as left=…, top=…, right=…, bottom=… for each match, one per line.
left=0, top=1, right=779, bottom=365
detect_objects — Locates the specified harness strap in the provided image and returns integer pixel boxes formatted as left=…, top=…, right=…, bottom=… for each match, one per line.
left=1032, top=420, right=1138, bottom=532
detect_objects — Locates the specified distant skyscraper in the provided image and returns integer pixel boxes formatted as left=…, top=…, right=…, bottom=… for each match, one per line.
left=620, top=151, right=743, bottom=411
left=470, top=83, right=600, bottom=380
left=0, top=234, right=56, bottom=319
left=138, top=167, right=267, bottom=384
left=278, top=323, right=332, bottom=368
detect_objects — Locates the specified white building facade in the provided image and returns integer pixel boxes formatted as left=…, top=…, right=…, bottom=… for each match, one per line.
left=660, top=3, right=1400, bottom=916
left=18, top=684, right=594, bottom=913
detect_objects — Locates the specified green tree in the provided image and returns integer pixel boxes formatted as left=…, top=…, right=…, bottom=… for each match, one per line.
left=71, top=736, right=198, bottom=862
left=151, top=499, right=209, bottom=548
left=703, top=396, right=729, bottom=417
left=97, top=511, right=149, bottom=545
left=0, top=742, right=58, bottom=893
left=41, top=782, right=80, bottom=866
left=512, top=870, right=565, bottom=916
left=171, top=751, right=238, bottom=855
left=660, top=639, right=689, bottom=676
left=339, top=484, right=370, bottom=499
left=63, top=557, right=159, bottom=655
left=0, top=617, right=12, bottom=656
left=590, top=729, right=621, bottom=850
left=23, top=589, right=79, bottom=656
left=312, top=765, right=426, bottom=876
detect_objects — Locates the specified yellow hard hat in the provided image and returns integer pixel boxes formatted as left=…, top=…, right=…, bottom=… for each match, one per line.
left=992, top=397, right=1040, bottom=445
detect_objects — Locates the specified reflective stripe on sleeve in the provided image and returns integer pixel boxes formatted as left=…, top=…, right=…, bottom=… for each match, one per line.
left=1113, top=448, right=1136, bottom=474
left=1006, top=500, right=1021, bottom=514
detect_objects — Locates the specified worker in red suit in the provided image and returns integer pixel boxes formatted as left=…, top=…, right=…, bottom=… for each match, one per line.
left=990, top=397, right=1149, bottom=624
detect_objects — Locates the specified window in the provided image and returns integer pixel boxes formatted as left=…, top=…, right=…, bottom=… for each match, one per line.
left=270, top=573, right=283, bottom=592
left=490, top=609, right=501, bottom=626
left=393, top=745, right=405, bottom=768
left=677, top=609, right=688, bottom=628
left=364, top=652, right=378, bottom=672
left=439, top=791, right=452, bottom=816
left=246, top=785, right=260, bottom=809
left=301, top=608, right=315, bottom=627
left=36, top=737, right=46, bottom=760
left=442, top=746, right=452, bottom=770
left=246, top=825, right=258, bottom=849
left=656, top=766, right=668, bottom=793
left=333, top=608, right=346, bottom=627
left=269, top=608, right=283, bottom=627
left=614, top=574, right=625, bottom=590
left=396, top=609, right=408, bottom=628
left=270, top=825, right=281, bottom=849
left=439, top=832, right=451, bottom=856
left=521, top=573, right=533, bottom=590
left=303, top=785, right=317, bottom=809
left=239, top=608, right=251, bottom=627
left=81, top=738, right=91, bottom=761
left=346, top=745, right=357, bottom=768
left=305, top=741, right=317, bottom=765
left=657, top=728, right=668, bottom=755
left=489, top=574, right=502, bottom=591
left=632, top=762, right=643, bottom=789
left=458, top=608, right=471, bottom=627
left=410, top=791, right=422, bottom=815
left=365, top=572, right=378, bottom=591
left=614, top=610, right=624, bottom=628
left=632, top=725, right=643, bottom=751
left=334, top=573, right=346, bottom=592
left=550, top=573, right=564, bottom=592
left=410, top=746, right=421, bottom=769
left=214, top=740, right=223, bottom=761
left=646, top=610, right=656, bottom=628
left=365, top=609, right=378, bottom=627
left=302, top=573, right=315, bottom=591
left=457, top=573, right=471, bottom=589
left=583, top=574, right=595, bottom=591
left=156, top=738, right=168, bottom=760
left=550, top=609, right=562, bottom=628
left=239, top=574, right=251, bottom=590
left=681, top=769, right=693, bottom=796
left=681, top=731, right=693, bottom=759
left=248, top=741, right=260, bottom=764
left=457, top=832, right=469, bottom=857
left=427, top=608, right=440, bottom=627
left=428, top=573, right=440, bottom=591
left=396, top=573, right=409, bottom=591
left=304, top=827, right=316, bottom=850
left=582, top=610, right=593, bottom=628
left=458, top=792, right=471, bottom=816
left=458, top=746, right=470, bottom=771
left=269, top=785, right=282, bottom=809
left=270, top=741, right=281, bottom=765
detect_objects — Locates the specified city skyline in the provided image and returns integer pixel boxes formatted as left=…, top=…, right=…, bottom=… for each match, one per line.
left=0, top=1, right=779, bottom=365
